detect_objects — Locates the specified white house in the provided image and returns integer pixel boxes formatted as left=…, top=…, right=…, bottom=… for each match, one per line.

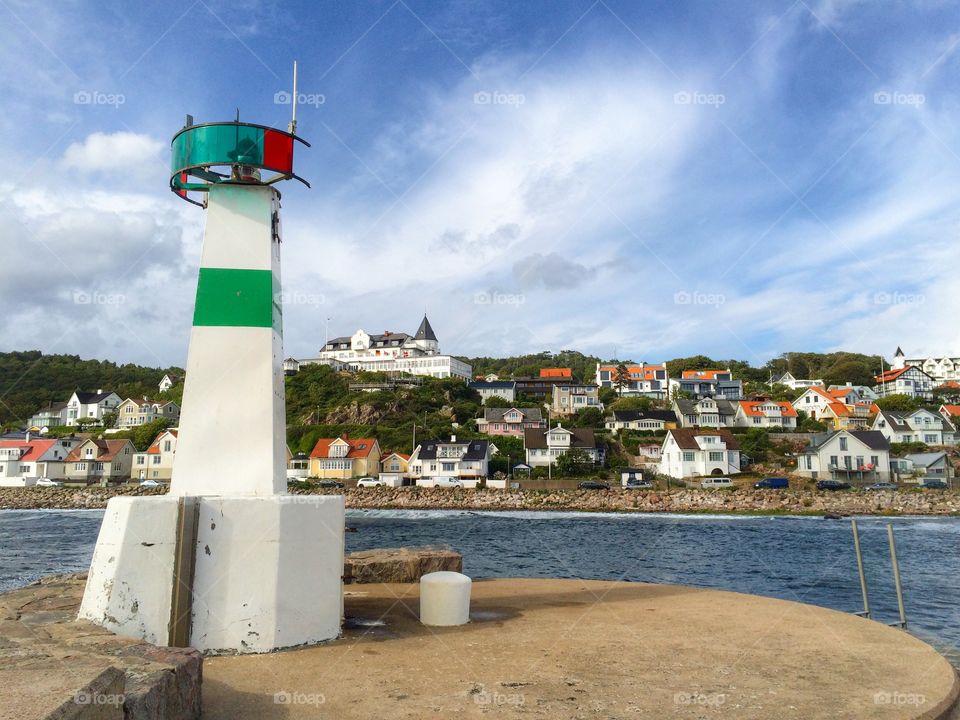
left=115, top=398, right=181, bottom=428
left=477, top=407, right=545, bottom=436
left=28, top=402, right=68, bottom=430
left=158, top=374, right=180, bottom=393
left=523, top=424, right=603, bottom=468
left=795, top=430, right=891, bottom=482
left=551, top=384, right=602, bottom=417
left=0, top=437, right=82, bottom=485
left=773, top=372, right=824, bottom=390
left=874, top=366, right=934, bottom=400
left=672, top=398, right=737, bottom=428
left=891, top=347, right=960, bottom=386
left=595, top=363, right=668, bottom=399
left=827, top=383, right=879, bottom=402
left=792, top=386, right=839, bottom=420
left=132, top=429, right=178, bottom=482
left=408, top=436, right=496, bottom=488
left=658, top=429, right=741, bottom=479
left=734, top=400, right=798, bottom=429
left=64, top=390, right=122, bottom=426
left=605, top=409, right=677, bottom=432
left=891, top=452, right=953, bottom=485
left=469, top=381, right=516, bottom=404
left=871, top=409, right=955, bottom=446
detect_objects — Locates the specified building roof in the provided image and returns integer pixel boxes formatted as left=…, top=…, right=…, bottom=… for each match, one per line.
left=941, top=405, right=960, bottom=417
left=875, top=365, right=933, bottom=384
left=523, top=426, right=596, bottom=450
left=145, top=429, right=178, bottom=454
left=681, top=369, right=728, bottom=380
left=665, top=428, right=739, bottom=451
left=540, top=368, right=572, bottom=378
left=33, top=402, right=67, bottom=413
left=483, top=407, right=543, bottom=422
left=65, top=439, right=132, bottom=462
left=416, top=438, right=490, bottom=460
left=674, top=398, right=736, bottom=417
left=738, top=400, right=798, bottom=418
left=73, top=390, right=117, bottom=404
left=903, top=452, right=947, bottom=467
left=381, top=451, right=410, bottom=461
left=599, top=364, right=665, bottom=381
left=309, top=435, right=379, bottom=459
left=610, top=409, right=677, bottom=423
left=0, top=439, right=58, bottom=461
left=802, top=430, right=889, bottom=453
left=414, top=315, right=438, bottom=342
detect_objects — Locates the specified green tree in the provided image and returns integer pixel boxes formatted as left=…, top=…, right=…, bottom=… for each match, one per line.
left=555, top=447, right=592, bottom=476
left=482, top=395, right=513, bottom=408
left=571, top=406, right=603, bottom=428
left=739, top=428, right=772, bottom=462
left=875, top=394, right=923, bottom=412
left=75, top=416, right=100, bottom=429
left=608, top=396, right=654, bottom=412
left=101, top=411, right=117, bottom=429
left=614, top=362, right=630, bottom=397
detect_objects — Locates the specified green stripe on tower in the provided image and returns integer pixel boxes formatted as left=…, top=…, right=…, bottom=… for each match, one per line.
left=193, top=267, right=282, bottom=330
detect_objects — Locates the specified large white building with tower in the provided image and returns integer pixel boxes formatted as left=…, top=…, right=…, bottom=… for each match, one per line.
left=299, top=315, right=472, bottom=379
left=891, top=346, right=960, bottom=386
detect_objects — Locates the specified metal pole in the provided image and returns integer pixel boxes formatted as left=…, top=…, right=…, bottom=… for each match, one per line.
left=851, top=519, right=870, bottom=618
left=887, top=523, right=907, bottom=628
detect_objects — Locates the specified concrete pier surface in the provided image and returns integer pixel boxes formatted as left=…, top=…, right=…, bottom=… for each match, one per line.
left=203, top=578, right=959, bottom=719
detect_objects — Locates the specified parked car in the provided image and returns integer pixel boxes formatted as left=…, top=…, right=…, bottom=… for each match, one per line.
left=816, top=479, right=850, bottom=491
left=35, top=478, right=62, bottom=487
left=700, top=477, right=733, bottom=489
left=865, top=482, right=898, bottom=491
left=356, top=477, right=386, bottom=488
left=317, top=479, right=345, bottom=489
left=578, top=480, right=610, bottom=490
left=625, top=478, right=653, bottom=489
left=432, top=476, right=463, bottom=488
left=139, top=479, right=161, bottom=488
left=919, top=479, right=948, bottom=490
left=754, top=477, right=788, bottom=489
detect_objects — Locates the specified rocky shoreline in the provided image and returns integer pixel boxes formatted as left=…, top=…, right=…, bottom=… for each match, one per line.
left=1, top=484, right=959, bottom=515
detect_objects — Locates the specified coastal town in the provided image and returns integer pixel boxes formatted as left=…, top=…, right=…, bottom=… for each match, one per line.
left=2, top=318, right=958, bottom=497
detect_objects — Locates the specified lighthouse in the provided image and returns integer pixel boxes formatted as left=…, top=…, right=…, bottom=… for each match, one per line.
left=78, top=106, right=345, bottom=653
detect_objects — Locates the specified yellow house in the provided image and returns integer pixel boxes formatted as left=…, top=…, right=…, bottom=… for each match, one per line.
left=820, top=402, right=877, bottom=431
left=308, top=434, right=381, bottom=479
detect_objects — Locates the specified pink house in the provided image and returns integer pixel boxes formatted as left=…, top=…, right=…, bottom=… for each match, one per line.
left=477, top=407, right=546, bottom=436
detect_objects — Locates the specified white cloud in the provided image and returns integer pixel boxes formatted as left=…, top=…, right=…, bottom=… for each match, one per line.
left=62, top=131, right=163, bottom=173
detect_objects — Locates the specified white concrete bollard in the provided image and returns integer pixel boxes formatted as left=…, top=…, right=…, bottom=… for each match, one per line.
left=420, top=571, right=472, bottom=626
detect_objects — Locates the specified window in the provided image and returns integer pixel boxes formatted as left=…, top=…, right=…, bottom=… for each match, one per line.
left=136, top=456, right=145, bottom=465
left=924, top=434, right=937, bottom=444
left=164, top=440, right=172, bottom=452
left=682, top=451, right=695, bottom=462
left=830, top=455, right=838, bottom=467
left=870, top=455, right=879, bottom=466
left=94, top=462, right=104, bottom=471
left=708, top=451, right=724, bottom=462
left=442, top=462, right=455, bottom=472
left=153, top=456, right=161, bottom=465
left=839, top=437, right=848, bottom=451
left=76, top=463, right=86, bottom=471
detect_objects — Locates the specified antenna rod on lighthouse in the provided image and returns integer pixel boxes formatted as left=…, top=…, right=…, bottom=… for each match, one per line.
left=289, top=60, right=298, bottom=134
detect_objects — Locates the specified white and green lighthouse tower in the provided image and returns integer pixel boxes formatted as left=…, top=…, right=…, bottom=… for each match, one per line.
left=78, top=114, right=345, bottom=653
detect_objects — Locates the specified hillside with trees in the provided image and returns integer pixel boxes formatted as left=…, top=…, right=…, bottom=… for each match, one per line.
left=0, top=351, right=183, bottom=426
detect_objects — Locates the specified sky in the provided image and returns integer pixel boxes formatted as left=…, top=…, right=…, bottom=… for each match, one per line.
left=1, top=0, right=959, bottom=369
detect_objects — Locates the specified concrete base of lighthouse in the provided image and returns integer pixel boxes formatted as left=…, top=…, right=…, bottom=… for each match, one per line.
left=79, top=494, right=345, bottom=654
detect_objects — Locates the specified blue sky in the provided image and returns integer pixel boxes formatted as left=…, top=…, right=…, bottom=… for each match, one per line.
left=1, top=0, right=958, bottom=368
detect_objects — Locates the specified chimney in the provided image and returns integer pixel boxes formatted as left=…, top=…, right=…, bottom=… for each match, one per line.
left=25, top=431, right=30, bottom=443
left=97, top=388, right=103, bottom=394
left=450, top=434, right=456, bottom=443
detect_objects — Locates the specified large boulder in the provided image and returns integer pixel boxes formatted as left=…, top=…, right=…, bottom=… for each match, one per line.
left=344, top=546, right=463, bottom=584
